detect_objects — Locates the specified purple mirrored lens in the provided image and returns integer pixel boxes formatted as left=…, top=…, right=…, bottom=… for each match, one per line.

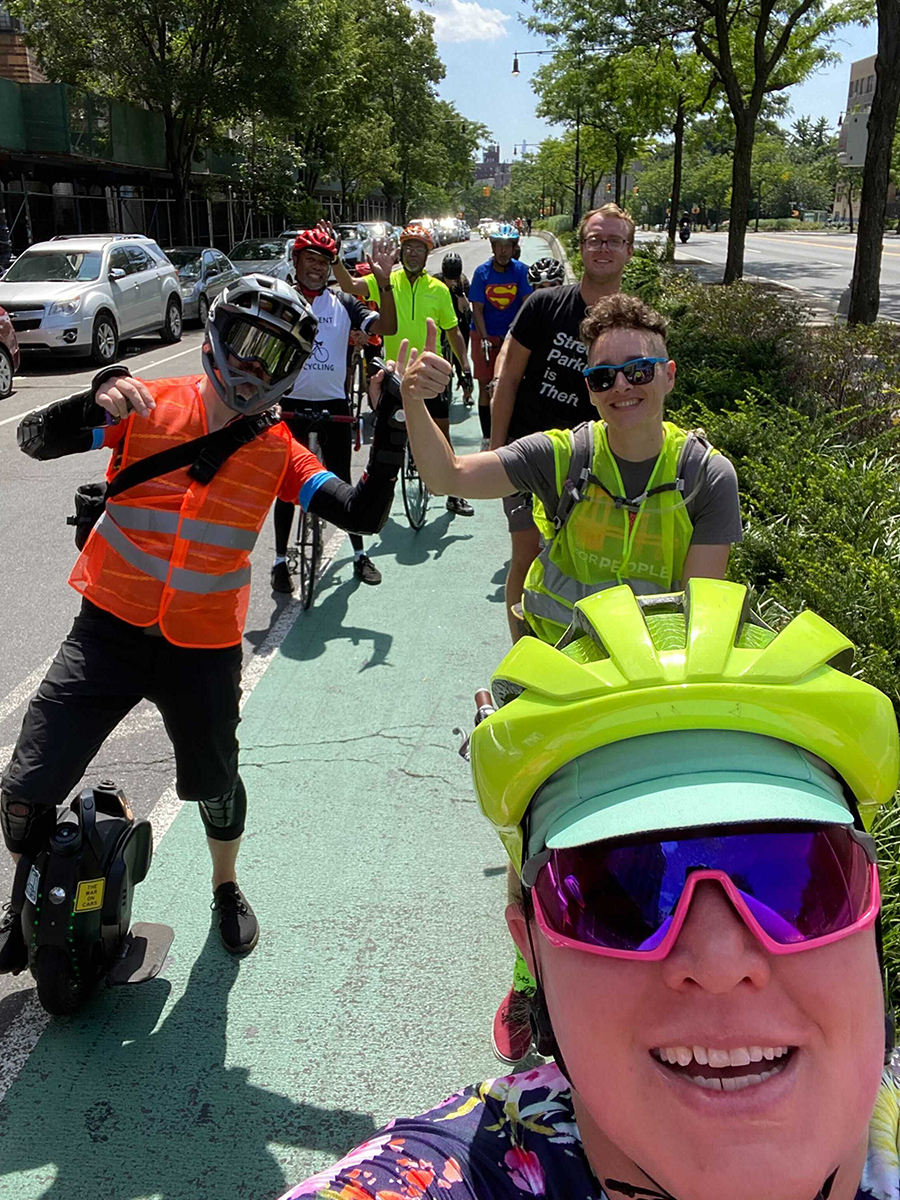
left=534, top=829, right=872, bottom=951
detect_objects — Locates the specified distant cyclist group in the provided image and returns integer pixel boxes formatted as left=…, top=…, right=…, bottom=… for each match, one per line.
left=3, top=201, right=899, bottom=1200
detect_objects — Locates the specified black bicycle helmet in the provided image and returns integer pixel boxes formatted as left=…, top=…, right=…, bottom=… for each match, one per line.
left=441, top=252, right=463, bottom=280
left=528, top=257, right=565, bottom=286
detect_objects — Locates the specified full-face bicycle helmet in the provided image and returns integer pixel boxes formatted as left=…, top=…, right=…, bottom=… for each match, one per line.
left=204, top=275, right=318, bottom=414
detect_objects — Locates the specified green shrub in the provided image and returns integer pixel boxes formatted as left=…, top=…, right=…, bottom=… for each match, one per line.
left=537, top=215, right=573, bottom=236
left=621, top=245, right=666, bottom=306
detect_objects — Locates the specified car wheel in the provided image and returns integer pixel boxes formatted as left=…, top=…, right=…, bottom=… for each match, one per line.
left=160, top=297, right=182, bottom=343
left=286, top=274, right=293, bottom=287
left=90, top=313, right=119, bottom=366
left=0, top=346, right=13, bottom=399
left=196, top=293, right=210, bottom=327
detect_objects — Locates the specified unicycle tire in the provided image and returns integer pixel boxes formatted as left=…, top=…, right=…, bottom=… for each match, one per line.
left=401, top=443, right=429, bottom=530
left=298, top=511, right=322, bottom=609
left=34, top=944, right=90, bottom=1016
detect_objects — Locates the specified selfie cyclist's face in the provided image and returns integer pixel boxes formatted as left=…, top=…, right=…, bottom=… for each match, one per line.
left=515, top=878, right=885, bottom=1200
left=586, top=328, right=674, bottom=435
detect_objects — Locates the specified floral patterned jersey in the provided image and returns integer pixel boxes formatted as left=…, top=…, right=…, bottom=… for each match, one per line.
left=279, top=1062, right=900, bottom=1200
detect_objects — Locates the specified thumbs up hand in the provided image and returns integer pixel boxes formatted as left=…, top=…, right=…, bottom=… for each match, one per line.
left=400, top=318, right=453, bottom=405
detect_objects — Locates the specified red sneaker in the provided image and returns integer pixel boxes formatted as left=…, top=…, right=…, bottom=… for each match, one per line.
left=491, top=987, right=533, bottom=1065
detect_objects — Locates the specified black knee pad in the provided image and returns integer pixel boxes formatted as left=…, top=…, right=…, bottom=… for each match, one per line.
left=197, top=778, right=246, bottom=842
left=1, top=791, right=57, bottom=856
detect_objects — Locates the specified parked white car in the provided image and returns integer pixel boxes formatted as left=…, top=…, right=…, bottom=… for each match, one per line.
left=0, top=233, right=182, bottom=365
left=228, top=238, right=295, bottom=285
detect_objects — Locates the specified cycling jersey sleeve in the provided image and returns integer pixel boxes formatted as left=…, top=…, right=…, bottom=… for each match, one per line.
left=339, top=291, right=378, bottom=332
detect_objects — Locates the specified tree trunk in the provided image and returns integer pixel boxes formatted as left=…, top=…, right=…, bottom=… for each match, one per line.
left=614, top=140, right=625, bottom=207
left=848, top=0, right=900, bottom=324
left=724, top=111, right=757, bottom=283
left=848, top=183, right=855, bottom=234
left=666, top=96, right=686, bottom=262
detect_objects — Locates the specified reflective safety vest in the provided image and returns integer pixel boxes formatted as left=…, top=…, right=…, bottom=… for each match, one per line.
left=522, top=420, right=716, bottom=643
left=69, top=376, right=293, bottom=648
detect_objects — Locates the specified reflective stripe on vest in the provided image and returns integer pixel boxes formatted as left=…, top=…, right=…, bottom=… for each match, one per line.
left=94, top=511, right=252, bottom=594
left=106, top=501, right=259, bottom=550
left=522, top=422, right=714, bottom=643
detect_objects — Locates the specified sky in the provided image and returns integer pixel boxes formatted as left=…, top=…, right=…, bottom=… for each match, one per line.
left=412, top=0, right=878, bottom=160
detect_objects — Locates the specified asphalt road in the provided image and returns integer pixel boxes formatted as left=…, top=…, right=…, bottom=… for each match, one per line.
left=644, top=228, right=900, bottom=320
left=0, top=233, right=532, bottom=1025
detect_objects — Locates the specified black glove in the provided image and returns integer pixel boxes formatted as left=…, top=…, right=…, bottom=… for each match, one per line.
left=368, top=358, right=407, bottom=472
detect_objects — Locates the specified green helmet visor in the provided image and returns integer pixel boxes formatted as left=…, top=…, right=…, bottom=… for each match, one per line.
left=526, top=730, right=854, bottom=861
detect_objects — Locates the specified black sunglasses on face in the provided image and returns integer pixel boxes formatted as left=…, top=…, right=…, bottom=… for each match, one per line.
left=583, top=357, right=667, bottom=393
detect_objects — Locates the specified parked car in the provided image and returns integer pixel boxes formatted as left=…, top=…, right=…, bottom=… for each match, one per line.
left=0, top=304, right=20, bottom=398
left=359, top=221, right=398, bottom=255
left=335, top=224, right=369, bottom=269
left=228, top=238, right=295, bottom=284
left=0, top=234, right=182, bottom=366
left=407, top=217, right=441, bottom=248
left=163, top=246, right=242, bottom=326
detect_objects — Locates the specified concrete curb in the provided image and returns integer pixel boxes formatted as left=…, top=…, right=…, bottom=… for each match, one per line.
left=534, top=229, right=578, bottom=284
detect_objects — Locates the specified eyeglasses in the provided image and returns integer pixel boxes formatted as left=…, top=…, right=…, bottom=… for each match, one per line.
left=582, top=235, right=630, bottom=251
left=583, top=357, right=667, bottom=392
left=223, top=316, right=308, bottom=384
left=523, top=826, right=879, bottom=960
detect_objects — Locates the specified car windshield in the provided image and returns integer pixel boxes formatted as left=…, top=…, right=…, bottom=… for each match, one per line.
left=229, top=240, right=284, bottom=261
left=337, top=226, right=361, bottom=240
left=165, top=250, right=202, bottom=278
left=3, top=250, right=103, bottom=283
left=363, top=223, right=388, bottom=238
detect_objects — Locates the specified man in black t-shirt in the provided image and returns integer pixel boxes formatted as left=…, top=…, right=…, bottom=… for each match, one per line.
left=489, top=203, right=635, bottom=640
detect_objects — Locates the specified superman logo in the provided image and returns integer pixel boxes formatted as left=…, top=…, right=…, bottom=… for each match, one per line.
left=485, top=283, right=519, bottom=310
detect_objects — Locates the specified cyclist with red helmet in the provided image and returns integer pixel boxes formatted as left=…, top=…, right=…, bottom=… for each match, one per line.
left=270, top=222, right=397, bottom=591
left=358, top=223, right=476, bottom=518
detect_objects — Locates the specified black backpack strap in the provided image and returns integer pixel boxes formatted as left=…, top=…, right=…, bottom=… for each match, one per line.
left=105, top=409, right=277, bottom=500
left=583, top=431, right=714, bottom=513
left=552, top=422, right=594, bottom=532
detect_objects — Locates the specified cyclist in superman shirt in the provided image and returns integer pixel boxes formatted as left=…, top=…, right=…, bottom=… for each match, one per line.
left=270, top=223, right=397, bottom=592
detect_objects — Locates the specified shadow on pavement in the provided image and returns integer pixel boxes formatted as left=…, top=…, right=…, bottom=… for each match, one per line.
left=370, top=512, right=473, bottom=567
left=278, top=569, right=392, bottom=672
left=0, top=927, right=376, bottom=1199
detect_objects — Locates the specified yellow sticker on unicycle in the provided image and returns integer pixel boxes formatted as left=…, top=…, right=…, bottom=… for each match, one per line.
left=74, top=878, right=105, bottom=912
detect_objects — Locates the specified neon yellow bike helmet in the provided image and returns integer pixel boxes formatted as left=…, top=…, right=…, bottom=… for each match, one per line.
left=471, top=579, right=899, bottom=872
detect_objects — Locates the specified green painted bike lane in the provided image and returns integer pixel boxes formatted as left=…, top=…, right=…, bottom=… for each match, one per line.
left=0, top=405, right=518, bottom=1200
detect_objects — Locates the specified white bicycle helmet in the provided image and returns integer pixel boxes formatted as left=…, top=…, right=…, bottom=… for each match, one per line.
left=204, top=274, right=317, bottom=414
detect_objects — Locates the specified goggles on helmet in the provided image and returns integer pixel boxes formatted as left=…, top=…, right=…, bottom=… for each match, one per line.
left=221, top=314, right=308, bottom=384
left=523, top=824, right=879, bottom=960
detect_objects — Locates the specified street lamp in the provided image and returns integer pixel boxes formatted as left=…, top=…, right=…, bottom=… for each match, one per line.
left=510, top=46, right=608, bottom=228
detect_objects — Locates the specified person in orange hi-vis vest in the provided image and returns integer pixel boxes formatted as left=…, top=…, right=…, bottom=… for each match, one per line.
left=0, top=274, right=407, bottom=964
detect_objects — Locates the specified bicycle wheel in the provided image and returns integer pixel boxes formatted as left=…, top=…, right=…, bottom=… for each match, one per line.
left=401, top=442, right=429, bottom=530
left=297, top=510, right=323, bottom=609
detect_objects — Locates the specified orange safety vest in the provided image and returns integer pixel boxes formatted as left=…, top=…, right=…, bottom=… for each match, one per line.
left=69, top=376, right=293, bottom=649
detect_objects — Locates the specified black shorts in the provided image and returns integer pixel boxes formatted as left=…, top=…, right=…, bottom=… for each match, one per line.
left=1, top=601, right=242, bottom=806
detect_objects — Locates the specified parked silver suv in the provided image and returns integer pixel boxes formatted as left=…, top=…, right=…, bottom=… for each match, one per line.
left=0, top=233, right=182, bottom=365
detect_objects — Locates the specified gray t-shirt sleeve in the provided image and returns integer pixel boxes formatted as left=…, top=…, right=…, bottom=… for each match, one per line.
left=495, top=433, right=560, bottom=516
left=687, top=454, right=743, bottom=544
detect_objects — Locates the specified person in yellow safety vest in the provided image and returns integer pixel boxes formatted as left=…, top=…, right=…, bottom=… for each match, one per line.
left=394, top=292, right=743, bottom=642
left=392, top=291, right=744, bottom=1064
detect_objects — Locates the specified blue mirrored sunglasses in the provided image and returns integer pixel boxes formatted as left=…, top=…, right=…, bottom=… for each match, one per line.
left=583, top=356, right=667, bottom=393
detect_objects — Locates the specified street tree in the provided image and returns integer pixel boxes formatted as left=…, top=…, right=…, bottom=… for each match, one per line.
left=10, top=0, right=306, bottom=240
left=525, top=0, right=869, bottom=282
left=848, top=0, right=900, bottom=323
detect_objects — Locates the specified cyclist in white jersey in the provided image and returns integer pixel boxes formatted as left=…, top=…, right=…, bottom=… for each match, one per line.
left=271, top=225, right=397, bottom=591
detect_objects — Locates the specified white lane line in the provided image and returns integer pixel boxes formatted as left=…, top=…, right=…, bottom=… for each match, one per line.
left=0, top=655, right=55, bottom=726
left=0, top=523, right=348, bottom=1103
left=0, top=342, right=200, bottom=430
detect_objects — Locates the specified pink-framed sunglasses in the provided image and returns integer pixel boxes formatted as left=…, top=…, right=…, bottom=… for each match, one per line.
left=522, top=825, right=880, bottom=961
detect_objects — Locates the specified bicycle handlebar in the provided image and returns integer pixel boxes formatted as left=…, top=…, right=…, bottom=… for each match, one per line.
left=280, top=409, right=358, bottom=425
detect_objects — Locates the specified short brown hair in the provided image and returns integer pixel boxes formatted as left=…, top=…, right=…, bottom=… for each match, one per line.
left=579, top=293, right=668, bottom=351
left=578, top=203, right=636, bottom=245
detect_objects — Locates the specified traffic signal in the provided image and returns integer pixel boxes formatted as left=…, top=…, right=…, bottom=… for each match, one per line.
left=482, top=186, right=491, bottom=196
